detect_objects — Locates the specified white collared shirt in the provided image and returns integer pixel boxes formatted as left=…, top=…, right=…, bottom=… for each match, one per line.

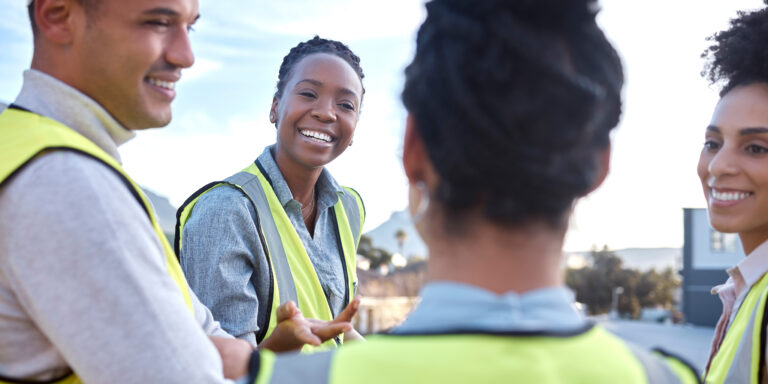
left=712, top=239, right=768, bottom=329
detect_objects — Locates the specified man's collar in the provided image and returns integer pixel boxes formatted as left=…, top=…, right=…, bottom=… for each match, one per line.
left=13, top=69, right=135, bottom=163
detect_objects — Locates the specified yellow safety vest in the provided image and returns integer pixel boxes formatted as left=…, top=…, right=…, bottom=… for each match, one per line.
left=176, top=161, right=364, bottom=350
left=705, top=271, right=768, bottom=383
left=254, top=324, right=701, bottom=384
left=0, top=107, right=195, bottom=384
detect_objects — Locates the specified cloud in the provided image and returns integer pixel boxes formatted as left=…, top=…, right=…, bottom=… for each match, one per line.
left=0, top=0, right=32, bottom=38
left=119, top=112, right=277, bottom=206
left=200, top=0, right=427, bottom=42
left=182, top=57, right=223, bottom=82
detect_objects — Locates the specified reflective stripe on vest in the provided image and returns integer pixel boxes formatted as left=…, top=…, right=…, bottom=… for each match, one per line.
left=254, top=325, right=701, bottom=384
left=705, top=272, right=768, bottom=383
left=175, top=161, right=364, bottom=349
left=0, top=108, right=195, bottom=383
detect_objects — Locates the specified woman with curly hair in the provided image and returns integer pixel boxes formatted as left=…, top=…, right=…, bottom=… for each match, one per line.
left=176, top=36, right=365, bottom=352
left=224, top=0, right=702, bottom=382
left=699, top=2, right=768, bottom=382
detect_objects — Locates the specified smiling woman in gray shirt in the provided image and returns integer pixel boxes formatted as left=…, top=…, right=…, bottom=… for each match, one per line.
left=176, top=36, right=366, bottom=349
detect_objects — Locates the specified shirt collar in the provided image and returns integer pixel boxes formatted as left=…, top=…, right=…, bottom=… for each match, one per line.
left=734, top=238, right=768, bottom=288
left=13, top=69, right=135, bottom=163
left=256, top=145, right=345, bottom=210
left=395, top=282, right=587, bottom=334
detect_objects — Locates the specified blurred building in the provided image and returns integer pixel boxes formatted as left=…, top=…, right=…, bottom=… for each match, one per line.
left=365, top=210, right=427, bottom=260
left=682, top=208, right=743, bottom=326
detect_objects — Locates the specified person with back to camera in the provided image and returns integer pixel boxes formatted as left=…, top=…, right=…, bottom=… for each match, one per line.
left=698, top=2, right=768, bottom=383
left=210, top=0, right=704, bottom=382
left=176, top=36, right=366, bottom=351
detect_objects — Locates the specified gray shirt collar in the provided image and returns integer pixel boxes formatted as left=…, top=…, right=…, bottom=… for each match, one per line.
left=256, top=145, right=345, bottom=212
left=395, top=282, right=587, bottom=334
left=13, top=69, right=135, bottom=163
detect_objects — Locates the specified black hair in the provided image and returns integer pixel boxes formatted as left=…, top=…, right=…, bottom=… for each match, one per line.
left=402, top=0, right=624, bottom=229
left=27, top=3, right=37, bottom=38
left=702, top=1, right=768, bottom=97
left=274, top=36, right=365, bottom=100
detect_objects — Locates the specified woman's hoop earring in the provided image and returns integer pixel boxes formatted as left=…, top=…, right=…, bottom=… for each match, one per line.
left=270, top=112, right=277, bottom=126
left=410, top=181, right=430, bottom=223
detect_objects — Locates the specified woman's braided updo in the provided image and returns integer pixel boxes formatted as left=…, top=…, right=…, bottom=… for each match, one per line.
left=274, top=36, right=365, bottom=100
left=402, top=0, right=624, bottom=229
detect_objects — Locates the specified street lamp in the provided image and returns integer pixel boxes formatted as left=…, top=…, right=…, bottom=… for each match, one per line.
left=611, top=286, right=624, bottom=319
left=395, top=229, right=408, bottom=257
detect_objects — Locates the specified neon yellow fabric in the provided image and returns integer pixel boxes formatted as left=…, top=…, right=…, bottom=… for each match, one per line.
left=705, top=271, right=768, bottom=384
left=177, top=181, right=282, bottom=349
left=657, top=353, right=700, bottom=384
left=254, top=350, right=277, bottom=384
left=0, top=373, right=83, bottom=384
left=330, top=328, right=649, bottom=383
left=332, top=197, right=358, bottom=307
left=256, top=326, right=698, bottom=383
left=0, top=108, right=194, bottom=383
left=246, top=163, right=357, bottom=350
left=176, top=162, right=361, bottom=351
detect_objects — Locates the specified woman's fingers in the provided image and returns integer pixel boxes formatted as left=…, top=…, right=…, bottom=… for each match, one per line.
left=333, top=297, right=360, bottom=323
left=271, top=299, right=359, bottom=346
left=276, top=301, right=300, bottom=322
left=291, top=323, right=322, bottom=346
left=311, top=321, right=353, bottom=341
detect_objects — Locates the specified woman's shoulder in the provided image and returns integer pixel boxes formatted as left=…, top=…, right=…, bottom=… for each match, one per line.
left=189, top=182, right=258, bottom=220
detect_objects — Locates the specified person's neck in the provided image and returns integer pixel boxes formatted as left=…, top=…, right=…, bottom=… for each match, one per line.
left=739, top=231, right=768, bottom=256
left=15, top=68, right=134, bottom=162
left=424, top=216, right=565, bottom=295
left=273, top=146, right=322, bottom=206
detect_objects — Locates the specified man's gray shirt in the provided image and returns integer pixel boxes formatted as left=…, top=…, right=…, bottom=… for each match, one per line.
left=0, top=70, right=232, bottom=383
left=180, top=145, right=351, bottom=346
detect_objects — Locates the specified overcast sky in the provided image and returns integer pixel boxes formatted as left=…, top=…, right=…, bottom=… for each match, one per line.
left=0, top=0, right=764, bottom=251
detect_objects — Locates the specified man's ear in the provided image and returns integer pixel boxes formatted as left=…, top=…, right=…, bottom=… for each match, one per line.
left=34, top=0, right=81, bottom=45
left=589, top=144, right=611, bottom=193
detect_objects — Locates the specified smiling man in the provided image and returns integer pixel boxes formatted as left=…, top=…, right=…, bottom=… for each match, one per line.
left=0, top=0, right=244, bottom=382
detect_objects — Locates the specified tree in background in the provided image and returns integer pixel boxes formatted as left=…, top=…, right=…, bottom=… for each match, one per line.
left=566, top=246, right=681, bottom=319
left=357, top=235, right=392, bottom=271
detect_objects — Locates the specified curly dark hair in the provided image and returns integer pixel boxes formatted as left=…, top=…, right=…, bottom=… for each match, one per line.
left=702, top=1, right=768, bottom=96
left=402, top=0, right=624, bottom=229
left=274, top=36, right=365, bottom=100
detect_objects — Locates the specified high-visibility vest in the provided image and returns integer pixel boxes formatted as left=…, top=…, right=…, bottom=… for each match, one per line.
left=175, top=161, right=364, bottom=350
left=253, top=324, right=701, bottom=384
left=705, top=271, right=768, bottom=383
left=0, top=107, right=195, bottom=384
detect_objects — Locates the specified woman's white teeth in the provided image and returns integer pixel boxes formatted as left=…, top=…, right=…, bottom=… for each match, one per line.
left=300, top=129, right=331, bottom=142
left=712, top=190, right=752, bottom=201
left=147, top=78, right=175, bottom=90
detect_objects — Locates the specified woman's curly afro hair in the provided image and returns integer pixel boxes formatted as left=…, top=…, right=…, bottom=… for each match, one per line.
left=702, top=1, right=768, bottom=96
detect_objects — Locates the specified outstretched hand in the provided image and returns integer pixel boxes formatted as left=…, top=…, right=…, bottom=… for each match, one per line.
left=258, top=297, right=360, bottom=353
